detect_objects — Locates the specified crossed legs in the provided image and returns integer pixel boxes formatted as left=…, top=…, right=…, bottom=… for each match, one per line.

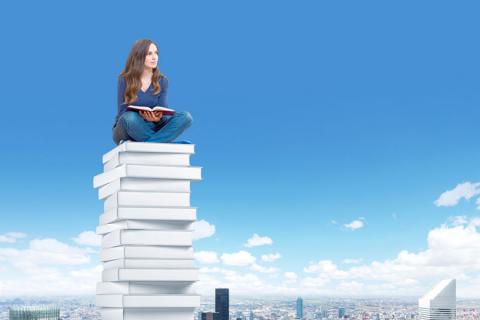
left=112, top=111, right=193, bottom=145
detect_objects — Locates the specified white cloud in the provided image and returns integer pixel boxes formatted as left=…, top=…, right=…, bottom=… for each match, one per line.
left=192, top=220, right=215, bottom=240
left=435, top=182, right=480, bottom=207
left=304, top=260, right=349, bottom=279
left=343, top=258, right=362, bottom=264
left=73, top=230, right=101, bottom=247
left=0, top=238, right=91, bottom=269
left=449, top=215, right=468, bottom=226
left=0, top=232, right=26, bottom=243
left=301, top=275, right=331, bottom=288
left=185, top=217, right=480, bottom=297
left=199, top=266, right=237, bottom=275
left=68, top=265, right=102, bottom=291
left=284, top=272, right=298, bottom=283
left=3, top=215, right=480, bottom=297
left=0, top=264, right=101, bottom=296
left=196, top=267, right=286, bottom=296
left=244, top=234, right=273, bottom=247
left=0, top=236, right=99, bottom=296
left=299, top=217, right=480, bottom=296
left=221, top=250, right=256, bottom=266
left=344, top=219, right=365, bottom=231
left=261, top=253, right=282, bottom=262
left=195, top=251, right=219, bottom=264
left=250, top=263, right=279, bottom=274
left=338, top=280, right=364, bottom=293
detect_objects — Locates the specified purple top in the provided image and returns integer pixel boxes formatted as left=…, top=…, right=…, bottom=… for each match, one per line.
left=114, top=75, right=169, bottom=126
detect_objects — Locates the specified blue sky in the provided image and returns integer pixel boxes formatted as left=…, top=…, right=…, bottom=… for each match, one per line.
left=0, top=0, right=480, bottom=297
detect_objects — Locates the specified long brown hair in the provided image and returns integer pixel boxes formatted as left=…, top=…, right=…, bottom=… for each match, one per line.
left=120, top=39, right=166, bottom=105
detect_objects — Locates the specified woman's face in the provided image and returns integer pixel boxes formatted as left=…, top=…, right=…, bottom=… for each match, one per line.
left=144, top=43, right=158, bottom=70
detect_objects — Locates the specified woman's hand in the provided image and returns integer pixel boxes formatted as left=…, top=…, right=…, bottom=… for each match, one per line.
left=153, top=110, right=163, bottom=121
left=139, top=110, right=163, bottom=122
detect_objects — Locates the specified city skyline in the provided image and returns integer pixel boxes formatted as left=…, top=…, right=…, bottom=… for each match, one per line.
left=1, top=292, right=479, bottom=320
left=1, top=0, right=480, bottom=299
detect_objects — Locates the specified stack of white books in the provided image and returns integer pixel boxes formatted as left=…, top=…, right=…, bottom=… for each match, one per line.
left=93, top=142, right=202, bottom=320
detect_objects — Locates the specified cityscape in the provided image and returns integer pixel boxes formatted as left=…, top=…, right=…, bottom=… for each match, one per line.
left=2, top=281, right=479, bottom=320
left=1, top=296, right=478, bottom=320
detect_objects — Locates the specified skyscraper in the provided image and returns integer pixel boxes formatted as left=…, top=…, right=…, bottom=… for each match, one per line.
left=201, top=312, right=219, bottom=320
left=338, top=307, right=346, bottom=319
left=215, top=288, right=229, bottom=320
left=419, top=279, right=456, bottom=320
left=296, top=297, right=304, bottom=319
left=9, top=305, right=60, bottom=320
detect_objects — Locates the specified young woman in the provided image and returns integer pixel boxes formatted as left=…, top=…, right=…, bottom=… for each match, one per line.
left=112, top=39, right=192, bottom=145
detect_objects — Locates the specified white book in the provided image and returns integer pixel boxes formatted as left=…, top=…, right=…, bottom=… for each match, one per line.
left=104, top=192, right=190, bottom=211
left=101, top=246, right=194, bottom=262
left=98, top=178, right=191, bottom=200
left=127, top=105, right=175, bottom=115
left=96, top=281, right=195, bottom=295
left=96, top=220, right=193, bottom=235
left=94, top=165, right=201, bottom=188
left=102, top=230, right=192, bottom=248
left=99, top=207, right=196, bottom=225
left=102, top=268, right=199, bottom=282
left=104, top=152, right=191, bottom=171
left=97, top=294, right=200, bottom=308
left=99, top=307, right=196, bottom=320
left=103, top=141, right=195, bottom=164
left=103, top=258, right=195, bottom=269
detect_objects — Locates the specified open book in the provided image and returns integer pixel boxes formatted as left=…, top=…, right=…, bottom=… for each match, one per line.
left=127, top=105, right=175, bottom=115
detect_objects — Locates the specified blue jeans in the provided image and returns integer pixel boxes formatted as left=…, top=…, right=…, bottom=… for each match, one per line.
left=112, top=111, right=193, bottom=145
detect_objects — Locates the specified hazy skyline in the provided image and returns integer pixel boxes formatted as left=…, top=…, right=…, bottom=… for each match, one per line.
left=0, top=1, right=479, bottom=297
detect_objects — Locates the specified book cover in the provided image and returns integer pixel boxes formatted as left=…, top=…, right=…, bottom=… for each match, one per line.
left=99, top=307, right=197, bottom=320
left=96, top=220, right=193, bottom=235
left=99, top=207, right=197, bottom=225
left=104, top=152, right=191, bottom=171
left=101, top=246, right=194, bottom=262
left=102, top=258, right=195, bottom=269
left=102, top=141, right=195, bottom=164
left=102, top=268, right=199, bottom=282
left=98, top=178, right=191, bottom=200
left=127, top=105, right=176, bottom=115
left=96, top=281, right=195, bottom=295
left=103, top=191, right=190, bottom=211
left=93, top=165, right=202, bottom=188
left=102, top=230, right=192, bottom=248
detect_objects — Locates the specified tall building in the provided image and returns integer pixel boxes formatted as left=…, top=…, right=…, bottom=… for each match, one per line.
left=9, top=305, right=60, bottom=320
left=419, top=279, right=456, bottom=320
left=322, top=309, right=328, bottom=319
left=296, top=297, right=304, bottom=319
left=201, top=312, right=219, bottom=320
left=338, top=307, right=346, bottom=319
left=315, top=306, right=327, bottom=319
left=216, top=288, right=229, bottom=320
